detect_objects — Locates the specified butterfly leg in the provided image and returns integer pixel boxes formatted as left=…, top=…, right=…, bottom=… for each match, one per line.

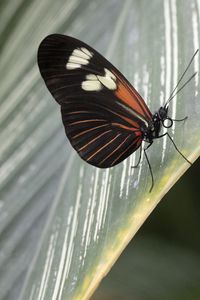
left=131, top=146, right=142, bottom=168
left=144, top=142, right=154, bottom=193
left=158, top=132, right=192, bottom=165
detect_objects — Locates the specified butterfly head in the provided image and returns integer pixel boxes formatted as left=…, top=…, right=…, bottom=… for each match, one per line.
left=144, top=106, right=173, bottom=143
left=158, top=106, right=168, bottom=119
left=158, top=106, right=173, bottom=129
left=152, top=106, right=173, bottom=135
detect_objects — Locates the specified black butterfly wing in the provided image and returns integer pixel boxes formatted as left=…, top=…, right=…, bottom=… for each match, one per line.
left=38, top=34, right=152, bottom=168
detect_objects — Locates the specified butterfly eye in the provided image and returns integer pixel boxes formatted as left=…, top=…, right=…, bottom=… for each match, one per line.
left=162, top=118, right=173, bottom=128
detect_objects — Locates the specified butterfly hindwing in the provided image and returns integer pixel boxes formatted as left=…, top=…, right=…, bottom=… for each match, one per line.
left=60, top=102, right=142, bottom=167
left=38, top=34, right=152, bottom=167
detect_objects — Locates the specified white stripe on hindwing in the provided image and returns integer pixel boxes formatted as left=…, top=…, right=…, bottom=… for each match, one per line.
left=117, top=102, right=149, bottom=127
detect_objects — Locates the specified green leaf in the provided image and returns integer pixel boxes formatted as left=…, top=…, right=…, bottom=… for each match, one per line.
left=0, top=1, right=199, bottom=300
left=92, top=237, right=200, bottom=300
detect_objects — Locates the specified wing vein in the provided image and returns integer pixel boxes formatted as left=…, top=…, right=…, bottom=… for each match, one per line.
left=87, top=133, right=121, bottom=161
left=78, top=130, right=112, bottom=151
left=111, top=136, right=140, bottom=166
left=99, top=134, right=131, bottom=165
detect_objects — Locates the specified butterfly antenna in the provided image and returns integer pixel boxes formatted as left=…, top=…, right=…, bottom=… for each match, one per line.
left=164, top=71, right=197, bottom=107
left=164, top=49, right=199, bottom=109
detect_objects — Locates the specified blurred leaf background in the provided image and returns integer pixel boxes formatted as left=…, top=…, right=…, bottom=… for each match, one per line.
left=92, top=161, right=200, bottom=300
left=0, top=0, right=200, bottom=300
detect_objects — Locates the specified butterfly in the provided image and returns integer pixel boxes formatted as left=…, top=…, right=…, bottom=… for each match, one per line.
left=38, top=34, right=197, bottom=191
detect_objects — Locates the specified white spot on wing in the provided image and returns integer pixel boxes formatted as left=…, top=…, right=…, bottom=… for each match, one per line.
left=86, top=74, right=98, bottom=80
left=97, top=68, right=117, bottom=90
left=66, top=62, right=81, bottom=70
left=82, top=68, right=117, bottom=91
left=82, top=80, right=102, bottom=91
left=104, top=68, right=116, bottom=80
left=66, top=47, right=93, bottom=70
left=72, top=48, right=91, bottom=59
left=81, top=47, right=93, bottom=57
left=68, top=55, right=89, bottom=65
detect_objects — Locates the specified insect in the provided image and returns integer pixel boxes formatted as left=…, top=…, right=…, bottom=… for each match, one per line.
left=38, top=34, right=198, bottom=192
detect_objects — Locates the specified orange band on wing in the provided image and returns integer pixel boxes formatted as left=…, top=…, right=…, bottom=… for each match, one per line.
left=111, top=122, right=141, bottom=132
left=113, top=71, right=152, bottom=120
left=116, top=115, right=141, bottom=129
left=114, top=81, right=144, bottom=117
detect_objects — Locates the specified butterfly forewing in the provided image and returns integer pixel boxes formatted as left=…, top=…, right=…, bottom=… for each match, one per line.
left=38, top=34, right=152, bottom=167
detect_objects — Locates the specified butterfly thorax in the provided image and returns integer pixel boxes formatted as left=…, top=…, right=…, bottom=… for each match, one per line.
left=143, top=106, right=172, bottom=143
